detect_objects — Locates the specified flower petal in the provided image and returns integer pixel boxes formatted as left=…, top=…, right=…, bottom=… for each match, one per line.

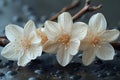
left=100, top=29, right=120, bottom=42
left=24, top=20, right=36, bottom=37
left=29, top=45, right=43, bottom=59
left=43, top=41, right=58, bottom=53
left=68, top=39, right=80, bottom=55
left=96, top=43, right=115, bottom=60
left=1, top=42, right=23, bottom=60
left=18, top=51, right=31, bottom=67
left=89, top=13, right=107, bottom=32
left=30, top=31, right=42, bottom=45
left=82, top=48, right=96, bottom=66
left=5, top=24, right=23, bottom=42
left=58, top=12, right=73, bottom=33
left=72, top=22, right=88, bottom=40
left=79, top=40, right=90, bottom=50
left=56, top=45, right=73, bottom=66
left=44, top=21, right=60, bottom=40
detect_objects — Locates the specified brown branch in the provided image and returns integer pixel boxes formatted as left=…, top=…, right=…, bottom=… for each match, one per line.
left=111, top=42, right=120, bottom=51
left=0, top=0, right=120, bottom=51
left=0, top=36, right=120, bottom=51
left=0, top=36, right=9, bottom=47
left=73, top=1, right=102, bottom=20
left=49, top=0, right=80, bottom=21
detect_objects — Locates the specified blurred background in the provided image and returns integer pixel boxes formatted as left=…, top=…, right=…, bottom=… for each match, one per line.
left=0, top=0, right=120, bottom=32
left=0, top=0, right=120, bottom=80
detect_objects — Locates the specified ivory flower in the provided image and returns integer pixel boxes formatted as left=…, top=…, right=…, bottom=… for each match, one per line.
left=1, top=20, right=42, bottom=67
left=44, top=12, right=88, bottom=66
left=80, top=13, right=120, bottom=66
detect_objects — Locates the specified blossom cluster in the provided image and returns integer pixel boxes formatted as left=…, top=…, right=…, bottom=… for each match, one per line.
left=1, top=12, right=119, bottom=67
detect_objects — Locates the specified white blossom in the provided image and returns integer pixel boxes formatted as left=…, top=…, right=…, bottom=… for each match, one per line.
left=44, top=12, right=88, bottom=66
left=80, top=13, right=120, bottom=66
left=1, top=20, right=43, bottom=67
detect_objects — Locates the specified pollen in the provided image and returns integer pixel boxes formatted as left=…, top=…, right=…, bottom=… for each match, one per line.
left=21, top=38, right=31, bottom=49
left=58, top=34, right=71, bottom=45
left=92, top=37, right=100, bottom=47
left=36, top=29, right=48, bottom=45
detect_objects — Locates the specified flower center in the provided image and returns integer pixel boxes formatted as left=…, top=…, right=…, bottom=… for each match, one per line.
left=92, top=37, right=100, bottom=47
left=21, top=38, right=31, bottom=49
left=58, top=34, right=71, bottom=45
left=36, top=29, right=48, bottom=45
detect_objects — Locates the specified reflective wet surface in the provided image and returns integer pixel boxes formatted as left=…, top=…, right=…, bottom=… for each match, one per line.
left=0, top=0, right=120, bottom=80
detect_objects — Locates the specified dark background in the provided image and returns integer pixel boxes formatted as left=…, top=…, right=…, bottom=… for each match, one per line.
left=0, top=0, right=120, bottom=30
left=0, top=0, right=120, bottom=80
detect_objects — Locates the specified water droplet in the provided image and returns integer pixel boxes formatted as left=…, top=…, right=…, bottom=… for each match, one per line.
left=97, top=74, right=101, bottom=78
left=106, top=72, right=111, bottom=76
left=34, top=69, right=42, bottom=75
left=56, top=70, right=63, bottom=74
left=6, top=70, right=17, bottom=76
left=6, top=65, right=13, bottom=69
left=69, top=75, right=81, bottom=80
left=69, top=75, right=75, bottom=80
left=77, top=53, right=82, bottom=58
left=28, top=77, right=40, bottom=80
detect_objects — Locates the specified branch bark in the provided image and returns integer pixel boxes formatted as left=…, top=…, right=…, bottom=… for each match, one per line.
left=0, top=36, right=9, bottom=47
left=49, top=0, right=80, bottom=21
left=111, top=42, right=120, bottom=51
left=73, top=0, right=102, bottom=20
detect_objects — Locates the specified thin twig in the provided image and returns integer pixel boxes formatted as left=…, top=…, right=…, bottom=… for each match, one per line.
left=0, top=0, right=120, bottom=51
left=111, top=42, right=120, bottom=51
left=49, top=0, right=80, bottom=21
left=73, top=0, right=102, bottom=20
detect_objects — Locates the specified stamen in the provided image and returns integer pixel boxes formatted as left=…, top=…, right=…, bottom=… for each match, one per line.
left=92, top=37, right=100, bottom=47
left=21, top=38, right=31, bottom=49
left=57, top=34, right=71, bottom=45
left=36, top=29, right=48, bottom=45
